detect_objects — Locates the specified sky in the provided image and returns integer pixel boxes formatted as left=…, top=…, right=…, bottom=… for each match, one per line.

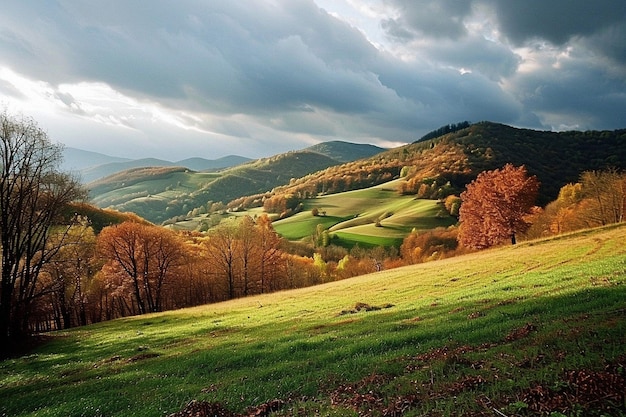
left=0, top=1, right=624, bottom=161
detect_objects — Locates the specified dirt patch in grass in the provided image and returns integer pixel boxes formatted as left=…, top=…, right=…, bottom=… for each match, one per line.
left=329, top=373, right=420, bottom=417
left=337, top=302, right=394, bottom=316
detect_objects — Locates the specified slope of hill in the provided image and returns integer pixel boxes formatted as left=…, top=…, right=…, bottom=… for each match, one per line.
left=82, top=157, right=175, bottom=182
left=272, top=179, right=456, bottom=248
left=3, top=224, right=624, bottom=416
left=273, top=122, right=626, bottom=206
left=165, top=122, right=626, bottom=237
left=305, top=140, right=386, bottom=162
left=88, top=151, right=341, bottom=224
left=70, top=140, right=380, bottom=184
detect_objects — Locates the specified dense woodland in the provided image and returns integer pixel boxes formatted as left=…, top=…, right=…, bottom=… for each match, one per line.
left=1, top=113, right=625, bottom=348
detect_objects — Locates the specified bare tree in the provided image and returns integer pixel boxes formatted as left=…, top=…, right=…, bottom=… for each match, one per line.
left=0, top=110, right=85, bottom=346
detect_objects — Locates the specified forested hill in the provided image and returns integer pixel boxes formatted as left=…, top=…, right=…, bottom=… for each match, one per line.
left=270, top=122, right=626, bottom=206
left=305, top=140, right=386, bottom=162
left=422, top=122, right=626, bottom=203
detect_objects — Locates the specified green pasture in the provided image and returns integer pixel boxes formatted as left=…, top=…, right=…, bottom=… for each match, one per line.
left=2, top=224, right=625, bottom=416
left=274, top=182, right=456, bottom=246
left=332, top=229, right=404, bottom=248
left=273, top=214, right=351, bottom=240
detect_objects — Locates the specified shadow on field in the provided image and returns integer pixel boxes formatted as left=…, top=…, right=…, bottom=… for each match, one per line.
left=167, top=285, right=626, bottom=417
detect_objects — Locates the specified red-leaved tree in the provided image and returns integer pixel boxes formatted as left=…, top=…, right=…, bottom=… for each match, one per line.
left=458, top=164, right=539, bottom=249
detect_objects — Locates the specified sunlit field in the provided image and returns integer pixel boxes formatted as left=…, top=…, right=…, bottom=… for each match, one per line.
left=273, top=181, right=456, bottom=247
left=1, top=224, right=625, bottom=416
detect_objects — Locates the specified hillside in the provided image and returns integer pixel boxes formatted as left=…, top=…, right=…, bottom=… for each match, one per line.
left=88, top=151, right=341, bottom=224
left=165, top=122, right=626, bottom=237
left=271, top=122, right=626, bottom=206
left=2, top=224, right=625, bottom=416
left=87, top=123, right=625, bottom=228
left=65, top=140, right=382, bottom=184
left=305, top=140, right=386, bottom=162
left=272, top=179, right=456, bottom=248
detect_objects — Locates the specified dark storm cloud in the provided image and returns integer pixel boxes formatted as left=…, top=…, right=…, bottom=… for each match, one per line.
left=382, top=0, right=473, bottom=40
left=380, top=0, right=626, bottom=130
left=382, top=0, right=626, bottom=46
left=489, top=0, right=626, bottom=47
left=509, top=46, right=626, bottom=128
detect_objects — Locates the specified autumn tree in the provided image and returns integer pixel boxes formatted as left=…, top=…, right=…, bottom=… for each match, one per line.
left=458, top=164, right=539, bottom=249
left=204, top=219, right=239, bottom=299
left=237, top=216, right=258, bottom=296
left=42, top=221, right=97, bottom=329
left=0, top=111, right=85, bottom=345
left=525, top=169, right=625, bottom=238
left=579, top=169, right=625, bottom=226
left=178, top=235, right=225, bottom=306
left=401, top=227, right=461, bottom=264
left=255, top=215, right=282, bottom=293
left=97, top=221, right=185, bottom=315
left=204, top=216, right=283, bottom=298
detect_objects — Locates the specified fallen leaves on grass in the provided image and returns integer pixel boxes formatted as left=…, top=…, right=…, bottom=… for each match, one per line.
left=504, top=322, right=537, bottom=342
left=520, top=365, right=626, bottom=415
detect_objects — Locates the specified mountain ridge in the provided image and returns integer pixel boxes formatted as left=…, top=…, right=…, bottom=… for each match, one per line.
left=65, top=140, right=384, bottom=183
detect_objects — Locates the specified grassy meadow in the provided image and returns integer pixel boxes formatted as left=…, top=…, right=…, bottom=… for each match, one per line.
left=273, top=181, right=456, bottom=248
left=1, top=224, right=625, bottom=416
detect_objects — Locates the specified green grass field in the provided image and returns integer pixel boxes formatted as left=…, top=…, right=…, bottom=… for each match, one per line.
left=2, top=224, right=625, bottom=416
left=273, top=181, right=456, bottom=247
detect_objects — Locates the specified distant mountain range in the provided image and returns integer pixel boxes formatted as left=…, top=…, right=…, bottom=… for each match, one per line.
left=63, top=140, right=386, bottom=183
left=81, top=140, right=387, bottom=223
left=62, top=148, right=253, bottom=183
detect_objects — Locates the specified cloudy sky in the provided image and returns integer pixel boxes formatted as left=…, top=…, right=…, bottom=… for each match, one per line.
left=1, top=1, right=624, bottom=161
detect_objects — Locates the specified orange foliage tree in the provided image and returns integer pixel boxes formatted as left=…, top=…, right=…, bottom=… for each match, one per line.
left=525, top=169, right=625, bottom=238
left=400, top=227, right=461, bottom=264
left=97, top=221, right=186, bottom=315
left=458, top=164, right=539, bottom=249
left=40, top=222, right=98, bottom=329
left=203, top=215, right=284, bottom=298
